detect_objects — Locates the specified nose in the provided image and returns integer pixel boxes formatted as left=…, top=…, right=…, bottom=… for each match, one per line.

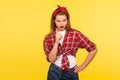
left=60, top=21, right=63, bottom=25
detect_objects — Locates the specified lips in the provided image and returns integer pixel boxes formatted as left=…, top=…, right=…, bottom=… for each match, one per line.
left=60, top=26, right=64, bottom=28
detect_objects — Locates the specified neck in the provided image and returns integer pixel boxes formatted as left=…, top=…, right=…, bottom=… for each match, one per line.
left=58, top=29, right=66, bottom=32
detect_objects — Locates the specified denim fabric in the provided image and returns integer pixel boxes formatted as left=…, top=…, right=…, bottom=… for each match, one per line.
left=47, top=63, right=79, bottom=80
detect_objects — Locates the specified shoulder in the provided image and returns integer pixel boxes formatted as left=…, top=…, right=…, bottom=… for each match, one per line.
left=44, top=34, right=51, bottom=40
left=44, top=32, right=55, bottom=40
left=69, top=29, right=82, bottom=35
left=44, top=34, right=50, bottom=40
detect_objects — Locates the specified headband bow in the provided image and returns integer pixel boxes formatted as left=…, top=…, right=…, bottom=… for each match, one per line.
left=52, top=5, right=68, bottom=19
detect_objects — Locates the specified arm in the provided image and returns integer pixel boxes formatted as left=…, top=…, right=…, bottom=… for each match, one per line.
left=48, top=28, right=62, bottom=63
left=74, top=48, right=97, bottom=73
left=48, top=42, right=59, bottom=63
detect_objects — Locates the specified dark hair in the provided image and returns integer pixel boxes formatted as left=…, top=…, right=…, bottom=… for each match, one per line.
left=50, top=6, right=72, bottom=33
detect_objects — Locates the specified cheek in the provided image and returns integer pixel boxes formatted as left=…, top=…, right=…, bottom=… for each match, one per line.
left=55, top=22, right=59, bottom=25
left=64, top=22, right=68, bottom=26
left=56, top=23, right=60, bottom=26
left=55, top=23, right=61, bottom=28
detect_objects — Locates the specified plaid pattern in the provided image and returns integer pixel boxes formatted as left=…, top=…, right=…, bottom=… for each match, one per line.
left=43, top=29, right=96, bottom=71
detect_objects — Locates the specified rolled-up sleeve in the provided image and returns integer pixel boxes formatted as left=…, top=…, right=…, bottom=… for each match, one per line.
left=43, top=35, right=51, bottom=62
left=78, top=32, right=96, bottom=52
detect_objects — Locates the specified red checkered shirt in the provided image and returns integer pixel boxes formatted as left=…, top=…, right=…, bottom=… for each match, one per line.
left=43, top=29, right=96, bottom=62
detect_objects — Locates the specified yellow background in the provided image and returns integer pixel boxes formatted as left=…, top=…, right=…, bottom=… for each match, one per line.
left=0, top=0, right=120, bottom=80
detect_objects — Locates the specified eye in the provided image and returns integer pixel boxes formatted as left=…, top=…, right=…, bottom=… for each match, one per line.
left=56, top=20, right=61, bottom=22
left=63, top=19, right=67, bottom=22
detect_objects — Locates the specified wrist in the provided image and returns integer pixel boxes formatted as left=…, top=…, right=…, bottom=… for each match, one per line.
left=55, top=40, right=59, bottom=43
left=78, top=65, right=85, bottom=70
left=55, top=41, right=59, bottom=44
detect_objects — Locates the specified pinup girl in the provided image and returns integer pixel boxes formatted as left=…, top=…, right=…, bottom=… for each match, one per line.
left=43, top=5, right=97, bottom=80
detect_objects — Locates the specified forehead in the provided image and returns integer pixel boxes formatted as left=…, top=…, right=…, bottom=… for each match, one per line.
left=55, top=15, right=67, bottom=20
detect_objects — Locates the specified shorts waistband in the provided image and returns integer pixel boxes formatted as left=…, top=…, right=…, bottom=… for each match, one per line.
left=52, top=63, right=75, bottom=71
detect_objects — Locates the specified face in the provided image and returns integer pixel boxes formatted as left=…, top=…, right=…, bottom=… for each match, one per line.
left=54, top=15, right=68, bottom=31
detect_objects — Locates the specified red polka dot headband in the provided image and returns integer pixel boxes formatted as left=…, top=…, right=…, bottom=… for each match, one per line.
left=52, top=5, right=68, bottom=19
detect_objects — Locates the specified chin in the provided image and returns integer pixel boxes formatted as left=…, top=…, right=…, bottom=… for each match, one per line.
left=60, top=29, right=65, bottom=31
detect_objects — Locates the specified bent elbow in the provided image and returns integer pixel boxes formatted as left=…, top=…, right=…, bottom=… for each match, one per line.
left=90, top=48, right=98, bottom=55
left=95, top=48, right=98, bottom=54
left=48, top=58, right=56, bottom=63
left=49, top=60, right=56, bottom=63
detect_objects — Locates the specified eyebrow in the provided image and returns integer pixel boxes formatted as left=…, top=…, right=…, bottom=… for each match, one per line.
left=56, top=18, right=67, bottom=21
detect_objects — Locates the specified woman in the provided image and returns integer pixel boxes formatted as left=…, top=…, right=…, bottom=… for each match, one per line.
left=43, top=5, right=97, bottom=80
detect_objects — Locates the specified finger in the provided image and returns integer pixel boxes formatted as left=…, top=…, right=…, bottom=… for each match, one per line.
left=74, top=65, right=77, bottom=69
left=56, top=28, right=59, bottom=33
left=73, top=69, right=78, bottom=73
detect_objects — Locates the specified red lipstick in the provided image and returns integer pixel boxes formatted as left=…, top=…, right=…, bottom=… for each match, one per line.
left=60, top=26, right=64, bottom=28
